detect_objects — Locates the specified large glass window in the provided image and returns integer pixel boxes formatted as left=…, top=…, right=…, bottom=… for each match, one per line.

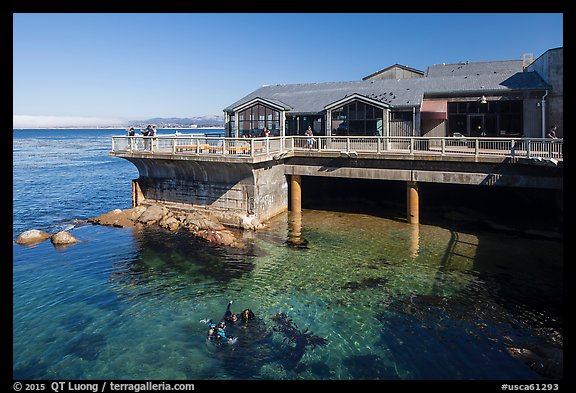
left=331, top=101, right=384, bottom=136
left=447, top=100, right=523, bottom=137
left=238, top=103, right=281, bottom=136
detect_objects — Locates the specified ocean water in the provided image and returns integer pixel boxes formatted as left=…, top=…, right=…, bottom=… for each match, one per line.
left=13, top=129, right=563, bottom=380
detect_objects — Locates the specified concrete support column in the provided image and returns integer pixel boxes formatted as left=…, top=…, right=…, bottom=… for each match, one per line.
left=406, top=180, right=419, bottom=224
left=291, top=174, right=302, bottom=212
left=132, top=179, right=144, bottom=208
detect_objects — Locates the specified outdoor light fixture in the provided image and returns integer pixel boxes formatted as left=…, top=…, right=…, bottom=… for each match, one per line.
left=480, top=96, right=487, bottom=104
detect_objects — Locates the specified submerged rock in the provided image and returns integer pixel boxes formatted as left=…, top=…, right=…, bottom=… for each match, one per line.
left=15, top=229, right=51, bottom=245
left=196, top=229, right=237, bottom=247
left=506, top=344, right=563, bottom=379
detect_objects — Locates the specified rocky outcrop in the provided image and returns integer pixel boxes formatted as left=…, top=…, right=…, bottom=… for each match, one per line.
left=88, top=206, right=146, bottom=228
left=506, top=344, right=563, bottom=379
left=50, top=231, right=79, bottom=245
left=15, top=229, right=51, bottom=245
left=17, top=203, right=242, bottom=249
left=88, top=203, right=243, bottom=248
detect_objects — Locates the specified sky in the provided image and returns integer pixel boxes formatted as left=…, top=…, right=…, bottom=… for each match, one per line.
left=13, top=13, right=564, bottom=128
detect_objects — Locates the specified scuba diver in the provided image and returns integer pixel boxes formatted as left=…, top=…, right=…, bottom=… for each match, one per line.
left=201, top=301, right=255, bottom=345
left=205, top=319, right=237, bottom=345
left=240, top=308, right=255, bottom=322
left=223, top=300, right=255, bottom=324
left=223, top=301, right=239, bottom=323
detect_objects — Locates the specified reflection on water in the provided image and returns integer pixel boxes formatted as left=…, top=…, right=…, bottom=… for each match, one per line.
left=13, top=209, right=562, bottom=380
left=409, top=223, right=419, bottom=259
left=285, top=211, right=308, bottom=249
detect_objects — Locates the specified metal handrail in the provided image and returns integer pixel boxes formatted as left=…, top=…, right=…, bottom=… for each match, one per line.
left=111, top=135, right=563, bottom=160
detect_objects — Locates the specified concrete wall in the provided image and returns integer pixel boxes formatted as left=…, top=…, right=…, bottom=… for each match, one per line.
left=252, top=162, right=289, bottom=224
left=421, top=119, right=446, bottom=138
left=285, top=156, right=563, bottom=190
left=125, top=157, right=288, bottom=229
left=523, top=98, right=543, bottom=138
left=527, top=48, right=563, bottom=136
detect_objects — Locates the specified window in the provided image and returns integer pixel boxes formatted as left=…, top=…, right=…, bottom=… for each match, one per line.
left=391, top=111, right=412, bottom=121
left=448, top=114, right=467, bottom=135
left=237, top=103, right=281, bottom=136
left=331, top=100, right=384, bottom=136
left=228, top=114, right=235, bottom=137
left=447, top=99, right=523, bottom=137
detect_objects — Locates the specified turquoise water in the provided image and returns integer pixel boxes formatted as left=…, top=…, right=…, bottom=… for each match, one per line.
left=13, top=129, right=563, bottom=380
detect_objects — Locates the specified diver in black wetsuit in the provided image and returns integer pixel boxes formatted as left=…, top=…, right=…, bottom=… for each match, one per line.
left=223, top=301, right=239, bottom=323
left=202, top=301, right=256, bottom=345
left=223, top=301, right=255, bottom=324
left=239, top=308, right=255, bottom=322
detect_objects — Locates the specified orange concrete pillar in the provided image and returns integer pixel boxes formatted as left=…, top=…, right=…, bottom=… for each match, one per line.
left=407, top=181, right=419, bottom=224
left=291, top=174, right=302, bottom=212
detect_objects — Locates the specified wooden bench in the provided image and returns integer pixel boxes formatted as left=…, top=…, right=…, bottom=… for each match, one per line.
left=174, top=143, right=268, bottom=154
left=223, top=145, right=268, bottom=154
left=174, top=144, right=210, bottom=152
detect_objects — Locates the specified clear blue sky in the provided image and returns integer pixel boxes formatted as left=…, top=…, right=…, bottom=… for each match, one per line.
left=13, top=13, right=563, bottom=126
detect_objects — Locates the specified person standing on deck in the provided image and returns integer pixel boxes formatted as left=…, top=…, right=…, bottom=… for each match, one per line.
left=546, top=125, right=558, bottom=139
left=141, top=125, right=152, bottom=150
left=127, top=127, right=136, bottom=150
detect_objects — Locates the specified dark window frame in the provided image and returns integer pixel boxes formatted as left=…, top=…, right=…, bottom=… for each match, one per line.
left=331, top=100, right=384, bottom=136
left=238, top=103, right=281, bottom=136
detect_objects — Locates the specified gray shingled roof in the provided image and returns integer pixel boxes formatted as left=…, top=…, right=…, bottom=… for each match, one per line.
left=425, top=60, right=524, bottom=77
left=224, top=70, right=549, bottom=113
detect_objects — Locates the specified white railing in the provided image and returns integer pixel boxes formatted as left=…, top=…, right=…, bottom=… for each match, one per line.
left=111, top=135, right=563, bottom=160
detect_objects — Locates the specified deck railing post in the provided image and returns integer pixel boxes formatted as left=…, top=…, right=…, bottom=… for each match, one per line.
left=250, top=138, right=255, bottom=157
left=510, top=139, right=515, bottom=158
left=526, top=139, right=531, bottom=158
left=474, top=138, right=479, bottom=158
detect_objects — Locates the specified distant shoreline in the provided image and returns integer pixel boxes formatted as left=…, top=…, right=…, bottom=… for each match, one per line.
left=13, top=126, right=225, bottom=130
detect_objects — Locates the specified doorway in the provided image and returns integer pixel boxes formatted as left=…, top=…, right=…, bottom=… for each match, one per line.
left=468, top=114, right=497, bottom=137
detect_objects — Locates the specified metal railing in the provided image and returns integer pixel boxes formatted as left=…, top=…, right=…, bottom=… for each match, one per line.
left=111, top=135, right=563, bottom=160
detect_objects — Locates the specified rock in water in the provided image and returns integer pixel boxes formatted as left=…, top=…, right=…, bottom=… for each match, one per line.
left=197, top=229, right=237, bottom=247
left=15, top=229, right=51, bottom=245
left=50, top=231, right=79, bottom=245
left=137, top=204, right=169, bottom=225
left=88, top=208, right=137, bottom=228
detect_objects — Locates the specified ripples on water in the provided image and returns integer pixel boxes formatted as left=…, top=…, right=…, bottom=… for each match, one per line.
left=13, top=130, right=563, bottom=380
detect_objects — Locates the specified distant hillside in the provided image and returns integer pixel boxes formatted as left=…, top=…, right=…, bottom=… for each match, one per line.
left=129, top=115, right=224, bottom=128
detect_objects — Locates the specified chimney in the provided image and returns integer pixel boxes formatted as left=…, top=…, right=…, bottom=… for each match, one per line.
left=522, top=53, right=534, bottom=70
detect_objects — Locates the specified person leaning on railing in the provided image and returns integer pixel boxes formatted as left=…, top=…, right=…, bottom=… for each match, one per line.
left=127, top=127, right=136, bottom=150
